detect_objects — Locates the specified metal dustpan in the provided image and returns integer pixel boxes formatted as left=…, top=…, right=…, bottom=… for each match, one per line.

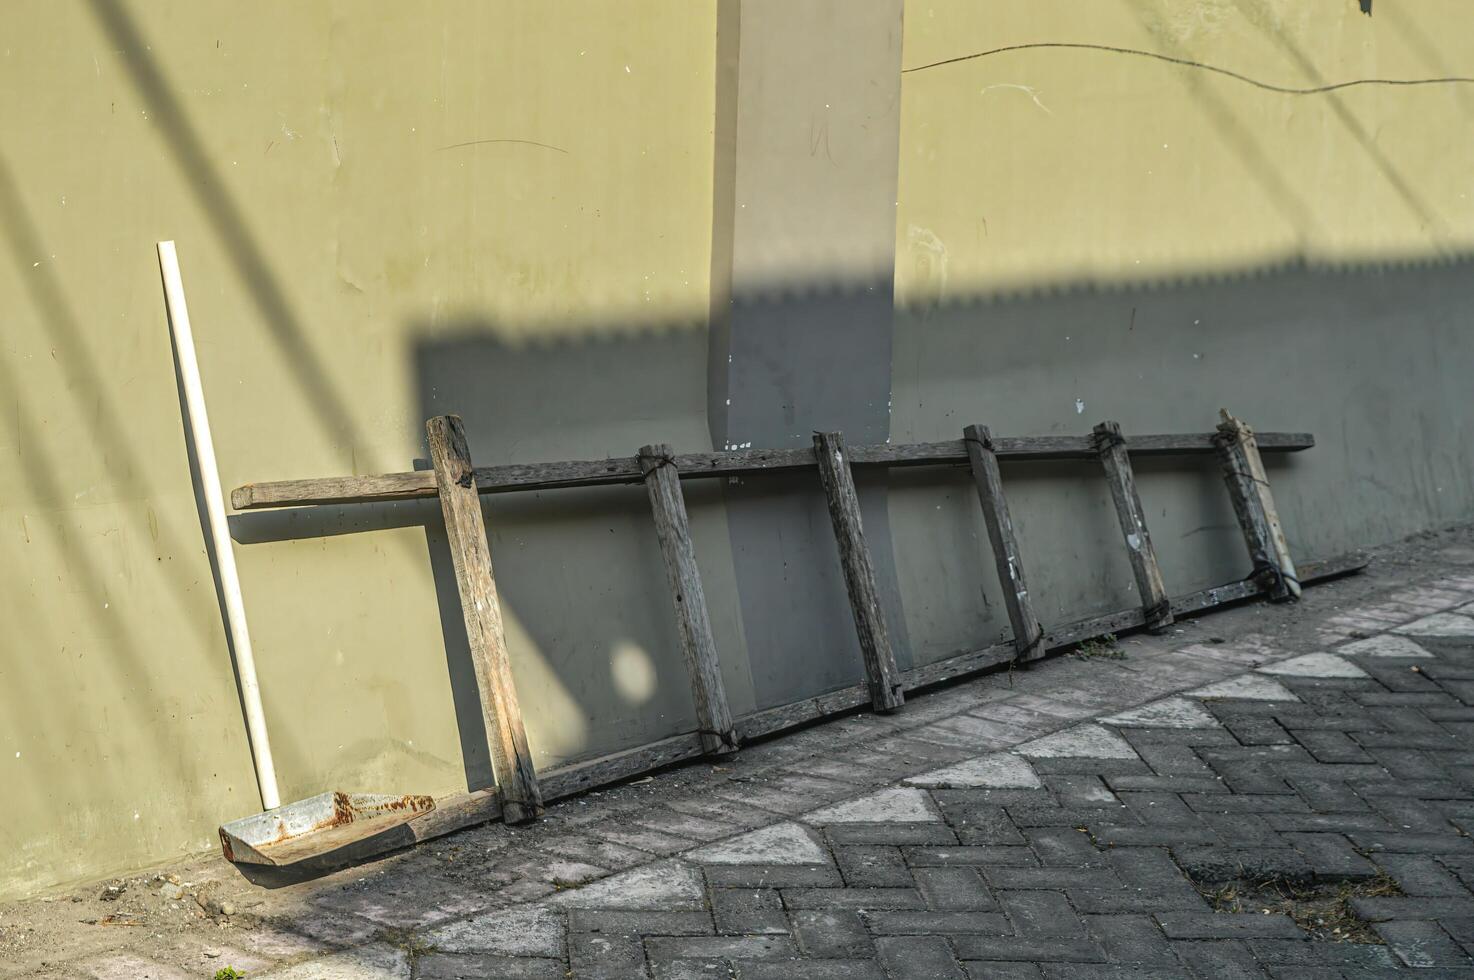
left=219, top=791, right=436, bottom=866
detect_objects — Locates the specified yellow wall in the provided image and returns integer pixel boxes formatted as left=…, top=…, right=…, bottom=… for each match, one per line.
left=895, top=0, right=1474, bottom=300
left=0, top=0, right=720, bottom=898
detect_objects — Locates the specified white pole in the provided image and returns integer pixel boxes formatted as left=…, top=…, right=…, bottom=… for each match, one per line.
left=157, top=241, right=281, bottom=811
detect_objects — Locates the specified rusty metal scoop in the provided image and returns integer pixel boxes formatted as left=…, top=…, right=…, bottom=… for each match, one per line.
left=219, top=791, right=436, bottom=866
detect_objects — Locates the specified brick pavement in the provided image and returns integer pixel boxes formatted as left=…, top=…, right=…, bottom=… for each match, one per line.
left=25, top=567, right=1474, bottom=979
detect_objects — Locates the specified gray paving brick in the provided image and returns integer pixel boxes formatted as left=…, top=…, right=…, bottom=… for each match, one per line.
left=704, top=865, right=844, bottom=888
left=789, top=909, right=872, bottom=958
left=569, top=933, right=651, bottom=980
left=997, top=890, right=1086, bottom=936
left=418, top=954, right=566, bottom=980
left=1350, top=895, right=1474, bottom=921
left=1025, top=828, right=1108, bottom=868
left=912, top=867, right=996, bottom=910
left=1376, top=852, right=1472, bottom=896
left=1153, top=911, right=1304, bottom=939
left=1083, top=914, right=1176, bottom=965
left=904, top=846, right=1039, bottom=867
left=864, top=910, right=1010, bottom=935
left=836, top=846, right=915, bottom=887
left=783, top=888, right=927, bottom=910
left=1172, top=846, right=1314, bottom=885
left=712, top=888, right=787, bottom=935
left=645, top=935, right=796, bottom=961
left=984, top=868, right=1119, bottom=891
left=875, top=936, right=967, bottom=980
left=952, top=936, right=1103, bottom=962
left=825, top=823, right=960, bottom=846
left=961, top=965, right=1043, bottom=980
left=736, top=961, right=887, bottom=980
left=1281, top=833, right=1379, bottom=880
left=569, top=909, right=714, bottom=935
left=1373, top=919, right=1474, bottom=968
left=1169, top=940, right=1264, bottom=979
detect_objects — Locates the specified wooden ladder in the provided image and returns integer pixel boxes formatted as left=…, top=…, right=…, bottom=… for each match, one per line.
left=230, top=411, right=1337, bottom=843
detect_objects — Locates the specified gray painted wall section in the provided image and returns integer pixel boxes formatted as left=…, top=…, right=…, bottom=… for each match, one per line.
left=707, top=0, right=913, bottom=709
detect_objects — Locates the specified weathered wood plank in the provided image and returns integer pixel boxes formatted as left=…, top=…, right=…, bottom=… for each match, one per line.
left=1093, top=421, right=1174, bottom=633
left=426, top=415, right=543, bottom=824
left=813, top=430, right=905, bottom=714
left=639, top=444, right=739, bottom=755
left=231, top=432, right=1316, bottom=510
left=1216, top=411, right=1301, bottom=600
left=964, top=424, right=1046, bottom=662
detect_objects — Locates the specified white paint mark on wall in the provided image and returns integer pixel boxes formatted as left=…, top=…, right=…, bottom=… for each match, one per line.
left=981, top=83, right=1053, bottom=115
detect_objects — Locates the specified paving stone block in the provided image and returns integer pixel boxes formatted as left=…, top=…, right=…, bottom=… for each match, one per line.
left=1350, top=830, right=1474, bottom=856
left=1025, top=828, right=1109, bottom=868
left=552, top=861, right=707, bottom=910
left=1280, top=833, right=1379, bottom=880
left=1171, top=846, right=1314, bottom=885
left=1105, top=775, right=1225, bottom=794
left=1375, top=853, right=1472, bottom=896
left=906, top=753, right=1043, bottom=790
left=418, top=953, right=564, bottom=980
left=1116, top=791, right=1200, bottom=826
left=789, top=909, right=873, bottom=958
left=931, top=800, right=1027, bottom=846
left=824, top=823, right=960, bottom=846
left=904, top=846, right=1040, bottom=867
left=711, top=888, right=788, bottom=935
left=1373, top=919, right=1474, bottom=968
left=1003, top=805, right=1104, bottom=829
left=569, top=909, right=715, bottom=936
left=912, top=867, right=997, bottom=910
left=783, top=888, right=927, bottom=910
left=424, top=904, right=565, bottom=957
left=1041, top=774, right=1120, bottom=808
left=806, top=788, right=942, bottom=825
left=874, top=935, right=968, bottom=980
left=1168, top=940, right=1263, bottom=979
left=540, top=834, right=658, bottom=870
left=735, top=960, right=887, bottom=980
left=961, top=964, right=1044, bottom=980
left=836, top=846, right=915, bottom=887
left=703, top=864, right=844, bottom=889
left=1067, top=889, right=1203, bottom=914
left=645, top=936, right=796, bottom=961
left=642, top=807, right=752, bottom=839
left=1028, top=757, right=1153, bottom=777
left=984, top=868, right=1119, bottom=891
left=1083, top=914, right=1176, bottom=965
left=594, top=824, right=700, bottom=856
left=569, top=933, right=651, bottom=980
left=689, top=822, right=829, bottom=865
left=952, top=936, right=1103, bottom=963
left=864, top=910, right=1010, bottom=935
left=1153, top=911, right=1304, bottom=939
left=1179, top=793, right=1308, bottom=814
left=1089, top=824, right=1221, bottom=848
left=997, top=889, right=1085, bottom=936
left=1350, top=895, right=1474, bottom=921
